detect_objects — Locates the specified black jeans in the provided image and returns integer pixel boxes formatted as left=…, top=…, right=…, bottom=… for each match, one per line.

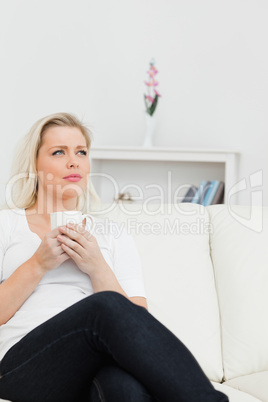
left=0, top=291, right=228, bottom=402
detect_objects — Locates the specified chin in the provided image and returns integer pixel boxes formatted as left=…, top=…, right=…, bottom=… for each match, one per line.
left=61, top=184, right=84, bottom=199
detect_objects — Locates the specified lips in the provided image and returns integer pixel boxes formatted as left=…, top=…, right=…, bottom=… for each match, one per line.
left=63, top=174, right=82, bottom=182
left=63, top=174, right=82, bottom=179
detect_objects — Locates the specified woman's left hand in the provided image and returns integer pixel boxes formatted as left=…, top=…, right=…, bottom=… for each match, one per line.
left=57, top=223, right=108, bottom=277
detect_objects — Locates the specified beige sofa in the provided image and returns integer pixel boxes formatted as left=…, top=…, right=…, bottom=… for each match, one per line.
left=1, top=203, right=267, bottom=401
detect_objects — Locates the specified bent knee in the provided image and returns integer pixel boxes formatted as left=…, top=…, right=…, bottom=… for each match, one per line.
left=88, top=291, right=131, bottom=314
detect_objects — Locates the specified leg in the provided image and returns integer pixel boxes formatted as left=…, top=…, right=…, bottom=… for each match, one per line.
left=0, top=291, right=228, bottom=402
left=87, top=364, right=155, bottom=402
left=76, top=292, right=228, bottom=402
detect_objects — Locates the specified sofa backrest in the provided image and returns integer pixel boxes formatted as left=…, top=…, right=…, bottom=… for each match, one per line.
left=99, top=203, right=224, bottom=382
left=207, top=205, right=268, bottom=381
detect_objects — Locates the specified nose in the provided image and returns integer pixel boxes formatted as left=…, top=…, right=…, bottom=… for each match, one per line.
left=67, top=159, right=79, bottom=168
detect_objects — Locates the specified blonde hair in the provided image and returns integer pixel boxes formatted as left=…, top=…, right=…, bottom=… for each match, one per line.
left=3, top=112, right=100, bottom=213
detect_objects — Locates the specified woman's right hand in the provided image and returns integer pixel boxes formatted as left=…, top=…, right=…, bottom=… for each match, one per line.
left=33, top=227, right=70, bottom=274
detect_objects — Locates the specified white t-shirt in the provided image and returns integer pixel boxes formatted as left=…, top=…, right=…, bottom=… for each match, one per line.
left=0, top=208, right=146, bottom=361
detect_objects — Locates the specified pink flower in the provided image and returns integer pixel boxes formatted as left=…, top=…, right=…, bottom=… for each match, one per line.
left=154, top=89, right=161, bottom=96
left=148, top=68, right=158, bottom=77
left=150, top=66, right=158, bottom=74
left=144, top=59, right=161, bottom=116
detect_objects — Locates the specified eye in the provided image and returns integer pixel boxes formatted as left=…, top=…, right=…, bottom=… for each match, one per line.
left=78, top=150, right=87, bottom=155
left=52, top=150, right=64, bottom=155
left=52, top=149, right=88, bottom=156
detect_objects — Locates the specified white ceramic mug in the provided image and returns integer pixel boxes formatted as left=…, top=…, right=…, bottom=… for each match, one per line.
left=50, top=210, right=94, bottom=231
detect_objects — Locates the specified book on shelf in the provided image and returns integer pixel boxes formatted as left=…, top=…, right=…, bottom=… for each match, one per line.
left=181, top=185, right=198, bottom=202
left=181, top=180, right=225, bottom=205
left=210, top=181, right=225, bottom=205
left=201, top=180, right=224, bottom=206
left=199, top=181, right=212, bottom=204
left=191, top=180, right=211, bottom=204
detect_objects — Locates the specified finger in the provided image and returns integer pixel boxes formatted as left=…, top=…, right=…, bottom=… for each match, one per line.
left=60, top=242, right=81, bottom=265
left=58, top=250, right=70, bottom=264
left=72, top=223, right=93, bottom=240
left=49, top=226, right=66, bottom=238
left=57, top=235, right=83, bottom=255
left=54, top=241, right=70, bottom=259
left=82, top=217, right=87, bottom=229
left=59, top=225, right=91, bottom=245
left=67, top=222, right=89, bottom=236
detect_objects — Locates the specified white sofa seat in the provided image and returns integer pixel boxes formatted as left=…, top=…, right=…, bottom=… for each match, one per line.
left=224, top=371, right=268, bottom=402
left=212, top=382, right=262, bottom=402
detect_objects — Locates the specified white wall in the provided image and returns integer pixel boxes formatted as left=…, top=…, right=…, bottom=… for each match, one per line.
left=0, top=0, right=267, bottom=206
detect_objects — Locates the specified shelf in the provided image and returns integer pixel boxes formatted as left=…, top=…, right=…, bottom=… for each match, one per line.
left=90, top=146, right=239, bottom=163
left=90, top=147, right=240, bottom=204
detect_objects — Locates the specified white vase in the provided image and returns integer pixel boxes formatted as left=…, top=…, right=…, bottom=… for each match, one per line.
left=143, top=113, right=155, bottom=147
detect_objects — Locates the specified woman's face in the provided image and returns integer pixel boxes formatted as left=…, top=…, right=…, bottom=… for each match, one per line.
left=36, top=125, right=90, bottom=204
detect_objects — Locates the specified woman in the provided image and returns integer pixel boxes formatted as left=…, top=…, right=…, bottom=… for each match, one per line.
left=0, top=113, right=228, bottom=402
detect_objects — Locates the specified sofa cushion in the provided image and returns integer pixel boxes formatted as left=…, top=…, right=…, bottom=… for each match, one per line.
left=212, top=382, right=262, bottom=402
left=224, top=371, right=268, bottom=402
left=103, top=203, right=223, bottom=382
left=207, top=205, right=268, bottom=380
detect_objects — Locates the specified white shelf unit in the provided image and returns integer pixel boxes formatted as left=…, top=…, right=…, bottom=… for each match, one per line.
left=90, top=147, right=239, bottom=205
